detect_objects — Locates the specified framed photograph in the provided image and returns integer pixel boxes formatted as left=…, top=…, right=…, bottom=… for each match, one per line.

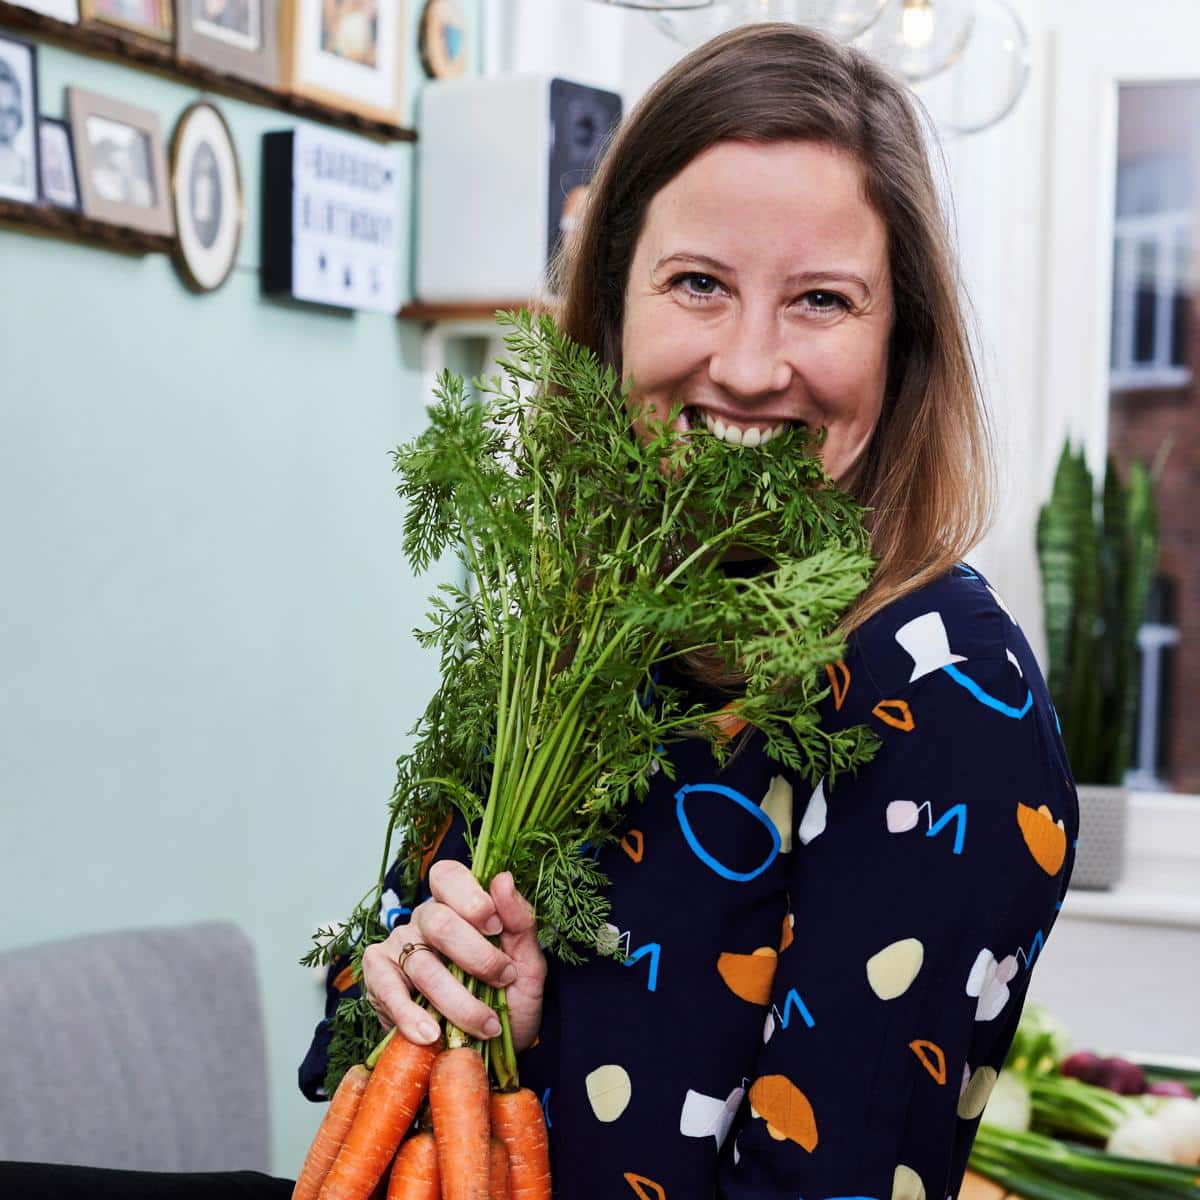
left=38, top=117, right=80, bottom=209
left=418, top=0, right=467, bottom=81
left=0, top=34, right=39, bottom=205
left=279, top=0, right=406, bottom=124
left=79, top=0, right=173, bottom=42
left=8, top=1, right=80, bottom=21
left=67, top=88, right=175, bottom=235
left=176, top=1, right=279, bottom=90
left=170, top=101, right=242, bottom=290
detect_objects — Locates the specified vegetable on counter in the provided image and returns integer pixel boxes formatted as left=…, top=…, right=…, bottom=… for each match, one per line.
left=969, top=1002, right=1200, bottom=1194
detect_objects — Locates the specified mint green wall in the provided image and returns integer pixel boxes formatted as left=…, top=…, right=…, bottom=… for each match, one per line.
left=0, top=3, right=481, bottom=1177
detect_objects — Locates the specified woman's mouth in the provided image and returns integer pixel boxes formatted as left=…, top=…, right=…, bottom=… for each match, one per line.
left=677, top=405, right=803, bottom=448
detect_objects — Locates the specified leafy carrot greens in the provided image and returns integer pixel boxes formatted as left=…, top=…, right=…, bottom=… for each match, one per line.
left=305, top=309, right=879, bottom=1092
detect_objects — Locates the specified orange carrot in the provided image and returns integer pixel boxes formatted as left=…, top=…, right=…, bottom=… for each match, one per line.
left=319, top=1034, right=439, bottom=1200
left=385, top=1131, right=439, bottom=1200
left=490, top=1088, right=551, bottom=1200
left=489, top=1136, right=511, bottom=1200
left=429, top=1046, right=491, bottom=1200
left=292, top=1065, right=370, bottom=1200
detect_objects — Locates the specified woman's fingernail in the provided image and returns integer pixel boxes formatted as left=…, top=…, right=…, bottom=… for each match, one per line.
left=484, top=1017, right=502, bottom=1038
left=499, top=964, right=517, bottom=985
left=484, top=915, right=504, bottom=936
left=418, top=1020, right=440, bottom=1042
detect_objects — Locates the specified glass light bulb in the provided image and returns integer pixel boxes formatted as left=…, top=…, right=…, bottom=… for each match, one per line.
left=900, top=0, right=934, bottom=49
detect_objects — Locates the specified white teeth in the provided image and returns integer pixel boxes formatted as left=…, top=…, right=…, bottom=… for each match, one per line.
left=701, top=409, right=787, bottom=447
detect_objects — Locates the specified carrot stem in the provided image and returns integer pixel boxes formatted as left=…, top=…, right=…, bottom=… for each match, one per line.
left=492, top=986, right=519, bottom=1091
left=365, top=1028, right=395, bottom=1071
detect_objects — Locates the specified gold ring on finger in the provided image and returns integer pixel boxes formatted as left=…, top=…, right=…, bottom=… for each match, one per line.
left=396, top=940, right=437, bottom=983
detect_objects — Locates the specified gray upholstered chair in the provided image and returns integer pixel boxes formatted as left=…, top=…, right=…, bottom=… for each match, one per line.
left=0, top=921, right=271, bottom=1173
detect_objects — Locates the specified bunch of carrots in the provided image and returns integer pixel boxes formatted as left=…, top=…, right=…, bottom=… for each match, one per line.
left=293, top=1024, right=549, bottom=1200
left=294, top=312, right=877, bottom=1200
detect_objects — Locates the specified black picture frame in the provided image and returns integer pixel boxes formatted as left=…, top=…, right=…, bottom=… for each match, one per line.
left=0, top=31, right=41, bottom=207
left=37, top=115, right=81, bottom=210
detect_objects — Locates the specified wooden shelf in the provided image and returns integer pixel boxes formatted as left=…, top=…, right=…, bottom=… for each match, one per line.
left=0, top=3, right=417, bottom=143
left=397, top=302, right=535, bottom=323
left=0, top=196, right=172, bottom=255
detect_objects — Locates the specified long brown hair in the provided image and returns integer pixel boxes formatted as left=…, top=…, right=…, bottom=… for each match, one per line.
left=543, top=21, right=994, bottom=685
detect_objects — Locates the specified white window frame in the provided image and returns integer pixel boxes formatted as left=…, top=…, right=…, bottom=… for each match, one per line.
left=1110, top=208, right=1192, bottom=392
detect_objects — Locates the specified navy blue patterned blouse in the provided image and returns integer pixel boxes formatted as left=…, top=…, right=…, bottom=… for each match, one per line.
left=301, top=563, right=1078, bottom=1200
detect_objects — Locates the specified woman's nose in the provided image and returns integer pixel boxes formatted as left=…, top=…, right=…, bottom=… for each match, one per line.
left=706, top=309, right=793, bottom=399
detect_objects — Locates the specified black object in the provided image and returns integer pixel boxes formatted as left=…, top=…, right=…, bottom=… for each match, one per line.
left=544, top=78, right=622, bottom=275
left=260, top=129, right=295, bottom=299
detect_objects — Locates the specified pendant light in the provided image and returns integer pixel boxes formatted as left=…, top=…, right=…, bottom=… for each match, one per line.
left=852, top=0, right=975, bottom=82
left=651, top=0, right=888, bottom=46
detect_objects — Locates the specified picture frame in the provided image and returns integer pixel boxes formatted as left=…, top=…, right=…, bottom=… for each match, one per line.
left=0, top=33, right=40, bottom=206
left=8, top=1, right=81, bottom=22
left=170, top=101, right=242, bottom=291
left=279, top=0, right=406, bottom=125
left=38, top=116, right=81, bottom=210
left=67, top=87, right=175, bottom=235
left=176, top=0, right=279, bottom=90
left=79, top=0, right=173, bottom=42
left=418, top=0, right=467, bottom=81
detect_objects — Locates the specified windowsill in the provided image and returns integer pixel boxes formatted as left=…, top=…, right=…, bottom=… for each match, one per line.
left=1060, top=792, right=1200, bottom=928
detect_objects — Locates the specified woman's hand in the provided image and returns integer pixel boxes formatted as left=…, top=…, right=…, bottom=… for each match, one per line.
left=361, top=860, right=546, bottom=1053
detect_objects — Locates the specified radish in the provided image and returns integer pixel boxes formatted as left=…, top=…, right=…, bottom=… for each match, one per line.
left=1060, top=1050, right=1104, bottom=1084
left=1097, top=1057, right=1148, bottom=1095
left=1149, top=1080, right=1195, bottom=1099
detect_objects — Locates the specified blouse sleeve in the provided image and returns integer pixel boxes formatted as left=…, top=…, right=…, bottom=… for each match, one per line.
left=298, top=811, right=470, bottom=1101
left=716, top=650, right=1077, bottom=1199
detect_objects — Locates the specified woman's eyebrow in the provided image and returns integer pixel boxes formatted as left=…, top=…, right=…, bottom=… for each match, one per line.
left=653, top=252, right=872, bottom=294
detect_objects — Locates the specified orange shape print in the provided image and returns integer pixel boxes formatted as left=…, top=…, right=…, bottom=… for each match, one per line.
left=825, top=660, right=851, bottom=711
left=419, top=813, right=454, bottom=881
left=332, top=964, right=356, bottom=993
left=1016, top=803, right=1067, bottom=876
left=624, top=1173, right=666, bottom=1199
left=779, top=909, right=794, bottom=953
left=708, top=701, right=749, bottom=744
left=718, top=947, right=778, bottom=1005
left=873, top=699, right=915, bottom=731
left=748, top=1075, right=818, bottom=1151
left=621, top=829, right=644, bottom=863
left=909, top=1039, right=947, bottom=1085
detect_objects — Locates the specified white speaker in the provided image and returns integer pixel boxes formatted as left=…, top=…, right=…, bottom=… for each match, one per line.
left=415, top=74, right=623, bottom=304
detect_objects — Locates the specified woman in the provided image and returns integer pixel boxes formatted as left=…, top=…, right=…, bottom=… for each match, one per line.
left=303, top=21, right=1078, bottom=1200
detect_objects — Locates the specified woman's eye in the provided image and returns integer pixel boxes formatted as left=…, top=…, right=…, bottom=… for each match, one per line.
left=796, top=288, right=854, bottom=312
left=672, top=272, right=723, bottom=300
left=799, top=291, right=849, bottom=314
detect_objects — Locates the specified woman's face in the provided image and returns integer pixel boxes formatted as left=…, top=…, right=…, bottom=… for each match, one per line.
left=620, top=139, right=893, bottom=483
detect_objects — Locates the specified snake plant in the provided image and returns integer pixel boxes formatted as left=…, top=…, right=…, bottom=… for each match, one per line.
left=1035, top=441, right=1158, bottom=784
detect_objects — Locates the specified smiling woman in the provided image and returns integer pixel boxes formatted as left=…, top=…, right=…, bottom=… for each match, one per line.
left=620, top=138, right=892, bottom=479
left=301, top=22, right=1078, bottom=1200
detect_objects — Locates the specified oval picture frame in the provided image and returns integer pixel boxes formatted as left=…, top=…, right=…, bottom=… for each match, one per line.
left=170, top=101, right=243, bottom=293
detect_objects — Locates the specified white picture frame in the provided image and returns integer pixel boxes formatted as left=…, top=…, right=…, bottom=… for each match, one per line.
left=279, top=0, right=405, bottom=125
left=170, top=101, right=243, bottom=291
left=7, top=1, right=81, bottom=21
left=0, top=33, right=40, bottom=206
